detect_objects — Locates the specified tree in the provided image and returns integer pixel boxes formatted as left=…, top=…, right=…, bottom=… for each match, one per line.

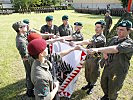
left=11, top=0, right=42, bottom=9
left=31, top=0, right=42, bottom=7
left=52, top=0, right=59, bottom=6
left=119, top=0, right=128, bottom=8
left=11, top=0, right=60, bottom=10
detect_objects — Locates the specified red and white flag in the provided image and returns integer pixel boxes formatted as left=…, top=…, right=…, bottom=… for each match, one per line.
left=52, top=41, right=87, bottom=98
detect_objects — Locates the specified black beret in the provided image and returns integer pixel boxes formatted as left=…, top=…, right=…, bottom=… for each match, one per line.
left=95, top=20, right=106, bottom=26
left=118, top=20, right=132, bottom=29
left=74, top=22, right=83, bottom=26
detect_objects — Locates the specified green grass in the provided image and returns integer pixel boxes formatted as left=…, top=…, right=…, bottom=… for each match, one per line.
left=0, top=10, right=132, bottom=100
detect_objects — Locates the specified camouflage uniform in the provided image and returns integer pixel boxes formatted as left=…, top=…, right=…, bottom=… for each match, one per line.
left=16, top=33, right=34, bottom=93
left=71, top=31, right=84, bottom=41
left=59, top=24, right=73, bottom=36
left=101, top=36, right=133, bottom=100
left=31, top=59, right=53, bottom=100
left=40, top=25, right=59, bottom=35
left=85, top=34, right=106, bottom=85
left=104, top=15, right=112, bottom=37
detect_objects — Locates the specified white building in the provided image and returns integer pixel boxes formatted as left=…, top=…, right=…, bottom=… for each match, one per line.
left=73, top=0, right=123, bottom=9
left=0, top=0, right=13, bottom=8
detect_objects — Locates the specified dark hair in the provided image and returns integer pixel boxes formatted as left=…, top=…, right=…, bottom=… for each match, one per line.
left=96, top=24, right=105, bottom=29
left=101, top=25, right=104, bottom=28
left=126, top=27, right=131, bottom=31
left=16, top=30, right=19, bottom=33
left=95, top=21, right=106, bottom=29
left=30, top=54, right=39, bottom=59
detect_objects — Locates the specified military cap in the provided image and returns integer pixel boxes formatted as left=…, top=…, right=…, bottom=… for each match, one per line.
left=118, top=20, right=132, bottom=29
left=27, top=32, right=42, bottom=42
left=23, top=19, right=29, bottom=24
left=74, top=22, right=83, bottom=27
left=28, top=39, right=47, bottom=56
left=95, top=20, right=106, bottom=26
left=46, top=15, right=53, bottom=21
left=62, top=15, right=68, bottom=20
left=12, top=21, right=27, bottom=32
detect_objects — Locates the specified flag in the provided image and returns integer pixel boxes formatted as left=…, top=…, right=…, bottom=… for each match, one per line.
left=52, top=41, right=87, bottom=98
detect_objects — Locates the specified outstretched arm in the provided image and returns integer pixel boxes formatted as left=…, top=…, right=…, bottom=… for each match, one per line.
left=87, top=45, right=118, bottom=54
left=59, top=46, right=81, bottom=58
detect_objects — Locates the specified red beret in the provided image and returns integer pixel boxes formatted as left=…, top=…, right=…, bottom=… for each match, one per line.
left=27, top=32, right=42, bottom=42
left=28, top=39, right=47, bottom=56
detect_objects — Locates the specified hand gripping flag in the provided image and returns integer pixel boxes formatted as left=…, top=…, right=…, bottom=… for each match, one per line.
left=52, top=41, right=87, bottom=98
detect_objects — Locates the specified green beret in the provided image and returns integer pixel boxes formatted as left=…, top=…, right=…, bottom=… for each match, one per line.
left=12, top=21, right=27, bottom=32
left=95, top=20, right=106, bottom=26
left=23, top=19, right=29, bottom=24
left=62, top=15, right=68, bottom=20
left=74, top=22, right=83, bottom=26
left=46, top=16, right=53, bottom=21
left=118, top=20, right=132, bottom=28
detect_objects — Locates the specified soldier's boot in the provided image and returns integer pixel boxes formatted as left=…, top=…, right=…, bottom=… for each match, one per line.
left=86, top=85, right=94, bottom=95
left=26, top=89, right=35, bottom=97
left=81, top=82, right=91, bottom=90
left=100, top=95, right=109, bottom=100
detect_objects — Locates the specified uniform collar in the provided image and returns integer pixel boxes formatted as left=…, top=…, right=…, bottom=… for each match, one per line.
left=62, top=24, right=69, bottom=27
left=36, top=59, right=50, bottom=70
left=47, top=25, right=54, bottom=30
left=117, top=36, right=129, bottom=41
left=17, top=33, right=26, bottom=38
left=95, top=33, right=102, bottom=37
left=75, top=31, right=80, bottom=34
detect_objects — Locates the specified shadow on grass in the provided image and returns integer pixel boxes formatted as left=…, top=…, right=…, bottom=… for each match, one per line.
left=71, top=89, right=88, bottom=100
left=0, top=79, right=34, bottom=100
left=131, top=96, right=133, bottom=100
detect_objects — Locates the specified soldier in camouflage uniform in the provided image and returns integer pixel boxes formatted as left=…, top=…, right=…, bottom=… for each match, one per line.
left=71, top=20, right=106, bottom=94
left=12, top=21, right=34, bottom=97
left=59, top=15, right=73, bottom=36
left=28, top=39, right=80, bottom=100
left=23, top=19, right=37, bottom=37
left=23, top=19, right=31, bottom=37
left=23, top=19, right=30, bottom=31
left=104, top=10, right=112, bottom=38
left=40, top=15, right=59, bottom=37
left=87, top=20, right=133, bottom=100
left=65, top=22, right=84, bottom=41
left=72, top=22, right=84, bottom=41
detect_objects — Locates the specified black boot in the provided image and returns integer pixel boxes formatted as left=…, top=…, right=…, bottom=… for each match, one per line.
left=86, top=85, right=94, bottom=95
left=101, top=95, right=109, bottom=100
left=26, top=89, right=35, bottom=97
left=81, top=83, right=91, bottom=90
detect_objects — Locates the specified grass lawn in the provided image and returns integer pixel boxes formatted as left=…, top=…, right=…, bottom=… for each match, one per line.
left=0, top=10, right=133, bottom=100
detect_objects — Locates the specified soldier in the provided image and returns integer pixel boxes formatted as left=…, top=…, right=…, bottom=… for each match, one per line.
left=70, top=20, right=106, bottom=94
left=23, top=19, right=30, bottom=32
left=27, top=39, right=80, bottom=100
left=40, top=15, right=59, bottom=62
left=72, top=22, right=84, bottom=41
left=104, top=10, right=112, bottom=38
left=87, top=20, right=133, bottom=100
left=64, top=22, right=84, bottom=41
left=23, top=19, right=38, bottom=37
left=40, top=15, right=59, bottom=37
left=12, top=21, right=34, bottom=97
left=59, top=15, right=73, bottom=36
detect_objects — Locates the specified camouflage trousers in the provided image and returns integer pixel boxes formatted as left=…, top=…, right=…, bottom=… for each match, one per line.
left=23, top=58, right=34, bottom=90
left=101, top=66, right=127, bottom=100
left=85, top=56, right=100, bottom=85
